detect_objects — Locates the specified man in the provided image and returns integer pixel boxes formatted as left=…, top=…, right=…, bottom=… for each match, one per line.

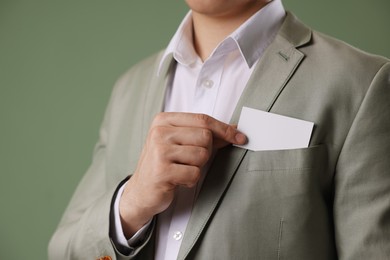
left=49, top=0, right=390, bottom=259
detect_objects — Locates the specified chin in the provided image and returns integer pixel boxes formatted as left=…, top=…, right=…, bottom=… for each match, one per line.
left=185, top=0, right=267, bottom=18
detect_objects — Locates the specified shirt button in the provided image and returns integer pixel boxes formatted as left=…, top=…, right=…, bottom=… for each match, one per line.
left=202, top=79, right=214, bottom=88
left=173, top=231, right=183, bottom=241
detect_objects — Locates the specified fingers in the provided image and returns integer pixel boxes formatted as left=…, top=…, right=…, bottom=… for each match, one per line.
left=152, top=112, right=247, bottom=145
left=150, top=125, right=213, bottom=148
left=165, top=145, right=211, bottom=167
left=166, top=164, right=201, bottom=188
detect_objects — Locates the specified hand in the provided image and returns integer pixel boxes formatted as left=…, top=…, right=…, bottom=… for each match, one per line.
left=119, top=112, right=247, bottom=238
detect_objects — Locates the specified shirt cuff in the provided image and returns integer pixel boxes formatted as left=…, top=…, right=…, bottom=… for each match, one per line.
left=112, top=181, right=153, bottom=250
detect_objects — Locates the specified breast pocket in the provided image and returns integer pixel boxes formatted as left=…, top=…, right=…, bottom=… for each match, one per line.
left=246, top=145, right=326, bottom=172
left=242, top=145, right=328, bottom=199
left=221, top=147, right=328, bottom=207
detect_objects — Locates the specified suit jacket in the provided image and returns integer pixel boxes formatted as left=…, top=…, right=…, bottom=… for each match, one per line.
left=48, top=12, right=390, bottom=260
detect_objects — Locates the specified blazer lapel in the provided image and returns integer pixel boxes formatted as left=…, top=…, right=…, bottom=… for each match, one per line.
left=141, top=53, right=175, bottom=143
left=177, top=12, right=312, bottom=260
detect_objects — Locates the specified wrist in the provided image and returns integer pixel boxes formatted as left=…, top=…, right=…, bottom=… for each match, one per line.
left=119, top=177, right=154, bottom=238
left=119, top=205, right=152, bottom=239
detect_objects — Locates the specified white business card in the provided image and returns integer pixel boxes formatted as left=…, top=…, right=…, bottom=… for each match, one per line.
left=234, top=107, right=314, bottom=151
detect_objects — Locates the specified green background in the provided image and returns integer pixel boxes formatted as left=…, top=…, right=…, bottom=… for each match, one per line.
left=0, top=0, right=389, bottom=259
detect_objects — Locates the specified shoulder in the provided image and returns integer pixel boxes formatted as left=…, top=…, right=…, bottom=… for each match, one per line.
left=278, top=12, right=390, bottom=114
left=310, top=29, right=389, bottom=89
left=289, top=11, right=389, bottom=72
left=309, top=29, right=388, bottom=67
left=283, top=12, right=389, bottom=90
left=281, top=12, right=389, bottom=77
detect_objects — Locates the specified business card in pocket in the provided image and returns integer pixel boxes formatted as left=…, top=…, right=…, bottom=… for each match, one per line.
left=234, top=107, right=314, bottom=151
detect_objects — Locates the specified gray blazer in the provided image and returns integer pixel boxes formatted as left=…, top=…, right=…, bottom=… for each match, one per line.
left=49, top=12, right=390, bottom=260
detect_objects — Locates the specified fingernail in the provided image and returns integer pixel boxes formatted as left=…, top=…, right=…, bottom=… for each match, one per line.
left=235, top=132, right=247, bottom=144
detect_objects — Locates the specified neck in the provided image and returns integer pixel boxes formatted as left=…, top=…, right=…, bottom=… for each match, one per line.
left=191, top=2, right=270, bottom=61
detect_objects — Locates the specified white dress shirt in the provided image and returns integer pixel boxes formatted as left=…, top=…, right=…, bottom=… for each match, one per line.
left=112, top=0, right=286, bottom=259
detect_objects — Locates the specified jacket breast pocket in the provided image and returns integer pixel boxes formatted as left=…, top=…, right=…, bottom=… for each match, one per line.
left=242, top=145, right=328, bottom=198
left=246, top=145, right=327, bottom=172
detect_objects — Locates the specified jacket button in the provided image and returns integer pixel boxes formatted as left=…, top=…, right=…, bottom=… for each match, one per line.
left=97, top=256, right=112, bottom=260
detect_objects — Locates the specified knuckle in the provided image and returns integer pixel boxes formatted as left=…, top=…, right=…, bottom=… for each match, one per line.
left=198, top=147, right=210, bottom=162
left=149, top=126, right=165, bottom=140
left=201, top=129, right=213, bottom=143
left=153, top=112, right=166, bottom=125
left=223, top=125, right=235, bottom=140
left=149, top=142, right=170, bottom=164
left=163, top=164, right=180, bottom=185
left=187, top=167, right=201, bottom=186
left=196, top=113, right=211, bottom=127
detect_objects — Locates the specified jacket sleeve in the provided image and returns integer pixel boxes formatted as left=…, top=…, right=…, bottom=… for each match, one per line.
left=48, top=74, right=154, bottom=260
left=334, top=62, right=390, bottom=259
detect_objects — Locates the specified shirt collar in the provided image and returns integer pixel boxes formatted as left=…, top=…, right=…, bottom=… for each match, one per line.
left=158, top=0, right=286, bottom=75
